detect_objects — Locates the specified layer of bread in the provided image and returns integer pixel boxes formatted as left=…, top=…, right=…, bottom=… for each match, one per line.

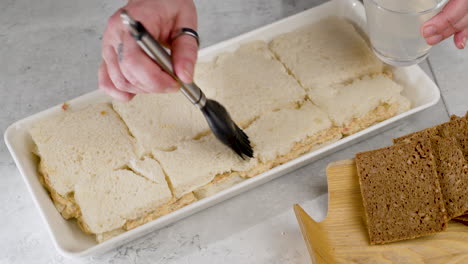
left=245, top=128, right=342, bottom=178
left=393, top=117, right=468, bottom=219
left=430, top=136, right=468, bottom=218
left=122, top=192, right=197, bottom=231
left=194, top=127, right=342, bottom=197
left=356, top=140, right=447, bottom=245
left=194, top=173, right=245, bottom=199
left=437, top=114, right=468, bottom=161
left=38, top=170, right=81, bottom=219
left=269, top=16, right=383, bottom=92
left=74, top=169, right=173, bottom=234
left=30, top=16, right=415, bottom=243
left=192, top=103, right=342, bottom=198
left=153, top=134, right=258, bottom=199
left=245, top=101, right=340, bottom=163
left=340, top=102, right=405, bottom=136
left=112, top=93, right=209, bottom=153
left=30, top=104, right=141, bottom=196
left=309, top=74, right=410, bottom=131
left=195, top=41, right=307, bottom=126
left=394, top=114, right=467, bottom=152
left=95, top=193, right=196, bottom=243
left=37, top=150, right=195, bottom=241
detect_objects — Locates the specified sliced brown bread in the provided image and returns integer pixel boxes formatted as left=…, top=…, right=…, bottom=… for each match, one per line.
left=356, top=140, right=447, bottom=245
left=395, top=114, right=468, bottom=159
left=393, top=126, right=437, bottom=144
left=429, top=136, right=468, bottom=218
left=393, top=114, right=462, bottom=142
left=437, top=115, right=468, bottom=161
left=393, top=116, right=468, bottom=219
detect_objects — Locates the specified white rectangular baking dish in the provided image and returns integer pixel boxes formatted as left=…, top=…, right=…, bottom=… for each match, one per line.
left=4, top=0, right=440, bottom=258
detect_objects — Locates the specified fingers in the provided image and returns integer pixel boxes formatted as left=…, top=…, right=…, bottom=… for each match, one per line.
left=102, top=45, right=145, bottom=94
left=98, top=62, right=134, bottom=101
left=171, top=2, right=198, bottom=83
left=454, top=28, right=468, bottom=49
left=118, top=33, right=179, bottom=93
left=100, top=7, right=180, bottom=99
left=171, top=34, right=199, bottom=84
left=421, top=0, right=468, bottom=46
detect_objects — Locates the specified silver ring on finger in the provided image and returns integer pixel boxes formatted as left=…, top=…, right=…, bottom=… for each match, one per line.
left=171, top=28, right=200, bottom=47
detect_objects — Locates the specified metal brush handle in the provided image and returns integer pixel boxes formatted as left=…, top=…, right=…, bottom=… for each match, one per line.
left=121, top=11, right=206, bottom=108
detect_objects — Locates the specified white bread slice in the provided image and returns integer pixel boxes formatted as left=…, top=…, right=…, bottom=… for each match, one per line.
left=309, top=74, right=411, bottom=134
left=153, top=134, right=258, bottom=198
left=74, top=169, right=172, bottom=234
left=269, top=16, right=383, bottom=91
left=112, top=93, right=209, bottom=153
left=30, top=103, right=141, bottom=196
left=195, top=41, right=306, bottom=126
left=245, top=101, right=341, bottom=163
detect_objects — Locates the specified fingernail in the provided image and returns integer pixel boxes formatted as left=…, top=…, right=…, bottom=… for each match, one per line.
left=427, top=34, right=443, bottom=45
left=422, top=25, right=437, bottom=37
left=460, top=37, right=466, bottom=49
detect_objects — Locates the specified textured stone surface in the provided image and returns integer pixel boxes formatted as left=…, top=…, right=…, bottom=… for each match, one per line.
left=0, top=0, right=464, bottom=263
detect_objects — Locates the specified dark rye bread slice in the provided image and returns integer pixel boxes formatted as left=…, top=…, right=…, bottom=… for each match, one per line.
left=356, top=140, right=447, bottom=245
left=393, top=114, right=466, bottom=150
left=393, top=126, right=437, bottom=144
left=430, top=136, right=468, bottom=218
left=438, top=114, right=468, bottom=161
left=393, top=116, right=468, bottom=219
left=396, top=113, right=468, bottom=157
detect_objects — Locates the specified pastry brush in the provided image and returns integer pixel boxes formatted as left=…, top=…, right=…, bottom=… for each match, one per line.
left=120, top=10, right=253, bottom=159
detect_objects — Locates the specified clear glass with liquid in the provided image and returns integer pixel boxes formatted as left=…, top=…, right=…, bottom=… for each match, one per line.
left=364, top=0, right=448, bottom=66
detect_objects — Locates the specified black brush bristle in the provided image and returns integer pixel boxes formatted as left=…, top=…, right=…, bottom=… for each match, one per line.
left=201, top=99, right=254, bottom=159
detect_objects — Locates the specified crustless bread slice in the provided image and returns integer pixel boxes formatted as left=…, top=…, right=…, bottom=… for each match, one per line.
left=269, top=16, right=383, bottom=92
left=194, top=41, right=307, bottom=127
left=153, top=134, right=258, bottom=199
left=30, top=104, right=183, bottom=241
left=113, top=93, right=209, bottom=153
left=30, top=104, right=141, bottom=197
left=75, top=169, right=173, bottom=235
left=307, top=74, right=410, bottom=135
left=245, top=101, right=341, bottom=164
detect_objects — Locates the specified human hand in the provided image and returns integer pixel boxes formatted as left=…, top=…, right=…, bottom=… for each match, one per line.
left=99, top=0, right=198, bottom=101
left=421, top=0, right=468, bottom=49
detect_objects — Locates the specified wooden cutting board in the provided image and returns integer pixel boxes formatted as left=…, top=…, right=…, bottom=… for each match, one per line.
left=294, top=159, right=468, bottom=264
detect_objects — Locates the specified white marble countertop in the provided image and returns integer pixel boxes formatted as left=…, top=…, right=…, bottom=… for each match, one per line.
left=0, top=0, right=466, bottom=263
